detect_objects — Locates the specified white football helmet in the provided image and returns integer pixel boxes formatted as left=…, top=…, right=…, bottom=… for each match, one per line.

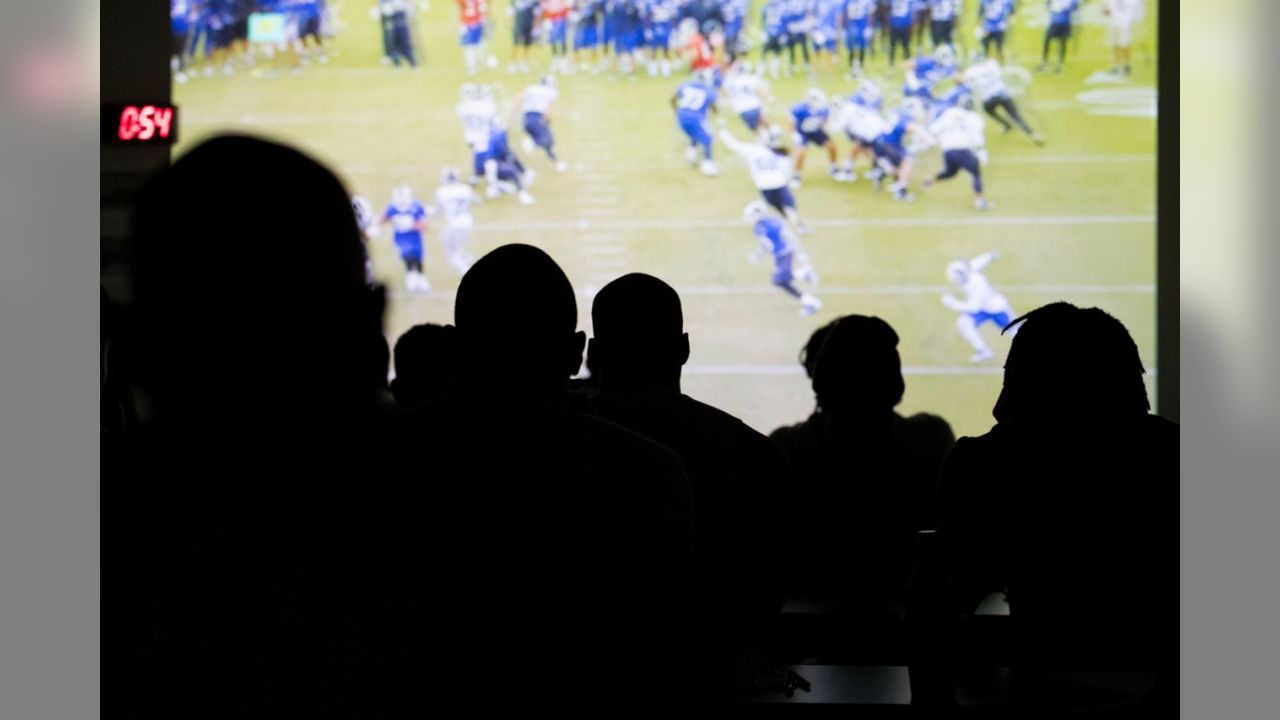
left=806, top=88, right=828, bottom=108
left=901, top=97, right=927, bottom=122
left=441, top=166, right=461, bottom=184
left=735, top=60, right=755, bottom=75
left=946, top=261, right=970, bottom=285
left=540, top=74, right=556, bottom=88
left=459, top=83, right=479, bottom=101
left=391, top=184, right=414, bottom=210
left=934, top=44, right=957, bottom=66
left=761, top=126, right=786, bottom=150
left=479, top=84, right=495, bottom=101
left=742, top=200, right=769, bottom=224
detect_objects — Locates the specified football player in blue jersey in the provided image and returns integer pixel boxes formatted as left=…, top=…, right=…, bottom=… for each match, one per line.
left=743, top=200, right=822, bottom=316
left=783, top=0, right=812, bottom=75
left=929, top=0, right=960, bottom=49
left=644, top=0, right=679, bottom=76
left=380, top=0, right=417, bottom=69
left=904, top=44, right=957, bottom=101
left=672, top=70, right=720, bottom=176
left=511, top=0, right=540, bottom=73
left=886, top=0, right=914, bottom=66
left=842, top=0, right=876, bottom=77
left=377, top=185, right=431, bottom=293
left=761, top=0, right=789, bottom=79
left=480, top=119, right=537, bottom=204
left=869, top=97, right=929, bottom=202
left=1040, top=0, right=1078, bottom=73
left=721, top=0, right=748, bottom=59
left=977, top=0, right=1014, bottom=63
left=811, top=0, right=842, bottom=70
left=574, top=0, right=604, bottom=70
left=171, top=0, right=194, bottom=83
left=294, top=0, right=328, bottom=66
left=790, top=89, right=842, bottom=187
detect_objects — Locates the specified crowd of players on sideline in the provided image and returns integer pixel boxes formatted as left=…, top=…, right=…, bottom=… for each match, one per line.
left=171, top=0, right=1148, bottom=362
left=171, top=1, right=1148, bottom=80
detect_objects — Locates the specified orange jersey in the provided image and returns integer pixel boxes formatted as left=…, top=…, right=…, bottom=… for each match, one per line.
left=686, top=33, right=716, bottom=71
left=457, top=0, right=487, bottom=25
left=543, top=0, right=571, bottom=20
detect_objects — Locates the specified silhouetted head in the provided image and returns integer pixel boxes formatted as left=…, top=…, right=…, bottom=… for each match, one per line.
left=800, top=319, right=837, bottom=380
left=391, top=323, right=459, bottom=408
left=810, top=315, right=906, bottom=414
left=453, top=244, right=584, bottom=400
left=994, top=302, right=1150, bottom=424
left=130, top=134, right=384, bottom=426
left=590, top=273, right=690, bottom=391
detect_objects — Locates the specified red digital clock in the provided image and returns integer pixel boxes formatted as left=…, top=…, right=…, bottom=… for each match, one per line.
left=103, top=104, right=178, bottom=144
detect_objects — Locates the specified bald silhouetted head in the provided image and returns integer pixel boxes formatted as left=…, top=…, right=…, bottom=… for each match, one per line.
left=811, top=315, right=905, bottom=413
left=453, top=244, right=585, bottom=399
left=994, top=302, right=1150, bottom=424
left=129, top=134, right=385, bottom=425
left=391, top=323, right=458, bottom=408
left=590, top=273, right=690, bottom=391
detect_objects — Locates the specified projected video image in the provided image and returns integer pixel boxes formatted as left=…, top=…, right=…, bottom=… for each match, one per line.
left=171, top=0, right=1158, bottom=435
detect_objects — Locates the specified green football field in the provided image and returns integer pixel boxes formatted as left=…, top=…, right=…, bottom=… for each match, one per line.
left=174, top=2, right=1158, bottom=438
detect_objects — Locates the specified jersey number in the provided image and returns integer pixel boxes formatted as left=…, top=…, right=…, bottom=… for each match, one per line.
left=678, top=87, right=708, bottom=111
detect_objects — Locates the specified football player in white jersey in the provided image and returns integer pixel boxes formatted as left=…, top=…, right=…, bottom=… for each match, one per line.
left=922, top=98, right=991, bottom=210
left=457, top=83, right=498, bottom=183
left=719, top=126, right=809, bottom=234
left=960, top=56, right=1042, bottom=144
left=518, top=76, right=569, bottom=172
left=942, top=251, right=1016, bottom=362
left=433, top=167, right=479, bottom=275
left=830, top=79, right=887, bottom=181
left=723, top=61, right=771, bottom=131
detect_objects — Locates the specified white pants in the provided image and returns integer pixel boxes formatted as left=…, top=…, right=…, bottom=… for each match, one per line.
left=1107, top=22, right=1134, bottom=48
left=441, top=224, right=474, bottom=275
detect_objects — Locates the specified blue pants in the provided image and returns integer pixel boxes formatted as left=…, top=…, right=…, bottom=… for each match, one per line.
left=460, top=22, right=484, bottom=47
left=799, top=129, right=831, bottom=147
left=773, top=252, right=795, bottom=286
left=677, top=112, right=712, bottom=160
left=846, top=22, right=870, bottom=50
left=937, top=149, right=982, bottom=193
left=396, top=236, right=423, bottom=268
left=972, top=310, right=1011, bottom=328
left=648, top=22, right=671, bottom=50
left=549, top=19, right=568, bottom=53
left=762, top=186, right=796, bottom=216
left=576, top=22, right=599, bottom=50
left=873, top=140, right=906, bottom=169
left=523, top=112, right=556, bottom=158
